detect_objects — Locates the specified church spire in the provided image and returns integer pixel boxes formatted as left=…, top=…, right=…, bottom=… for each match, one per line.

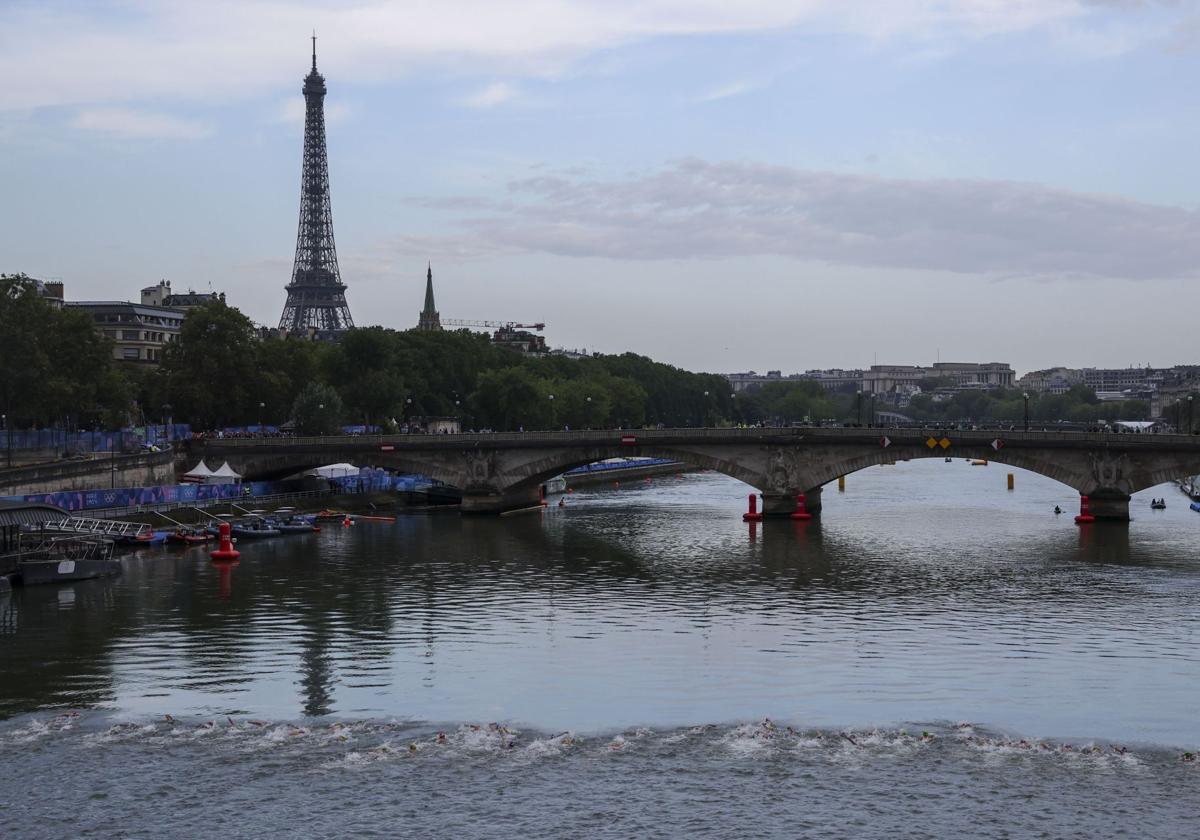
left=417, top=262, right=441, bottom=331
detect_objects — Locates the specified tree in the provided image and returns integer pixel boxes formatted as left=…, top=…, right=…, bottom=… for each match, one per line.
left=292, top=382, right=344, bottom=435
left=160, top=300, right=259, bottom=429
left=0, top=273, right=127, bottom=429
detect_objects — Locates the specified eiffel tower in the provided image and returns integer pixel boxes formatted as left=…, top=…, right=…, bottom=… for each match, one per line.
left=278, top=35, right=354, bottom=335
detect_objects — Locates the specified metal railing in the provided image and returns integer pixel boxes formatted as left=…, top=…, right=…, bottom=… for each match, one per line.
left=87, top=489, right=338, bottom=520
left=42, top=517, right=151, bottom=538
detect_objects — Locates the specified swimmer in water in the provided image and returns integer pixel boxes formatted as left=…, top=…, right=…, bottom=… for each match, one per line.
left=1054, top=505, right=1063, bottom=514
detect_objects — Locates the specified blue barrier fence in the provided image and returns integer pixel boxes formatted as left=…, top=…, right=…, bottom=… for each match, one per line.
left=2, top=469, right=434, bottom=513
left=564, top=458, right=679, bottom=475
left=2, top=424, right=193, bottom=452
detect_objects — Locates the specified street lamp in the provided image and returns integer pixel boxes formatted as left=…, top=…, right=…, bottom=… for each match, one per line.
left=548, top=393, right=555, bottom=430
left=1189, top=395, right=1194, bottom=434
left=1023, top=392, right=1030, bottom=432
left=1, top=413, right=8, bottom=469
left=856, top=390, right=863, bottom=426
left=258, top=401, right=265, bottom=432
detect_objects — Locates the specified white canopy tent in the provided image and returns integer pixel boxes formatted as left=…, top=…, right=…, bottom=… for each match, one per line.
left=306, top=463, right=361, bottom=479
left=181, top=459, right=215, bottom=484
left=209, top=461, right=243, bottom=485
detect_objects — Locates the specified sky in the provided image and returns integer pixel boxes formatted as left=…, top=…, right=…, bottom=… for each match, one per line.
left=4, top=0, right=1200, bottom=376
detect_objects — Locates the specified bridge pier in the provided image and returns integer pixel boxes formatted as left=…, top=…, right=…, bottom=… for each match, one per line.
left=1087, top=491, right=1130, bottom=522
left=761, top=487, right=823, bottom=518
left=461, top=486, right=542, bottom=515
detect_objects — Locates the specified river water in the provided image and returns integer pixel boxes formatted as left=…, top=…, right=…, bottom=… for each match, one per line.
left=3, top=461, right=1199, bottom=838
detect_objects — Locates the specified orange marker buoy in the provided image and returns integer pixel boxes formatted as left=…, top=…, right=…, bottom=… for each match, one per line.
left=790, top=493, right=813, bottom=521
left=343, top=515, right=352, bottom=528
left=1074, top=495, right=1096, bottom=524
left=209, top=521, right=240, bottom=561
left=742, top=493, right=763, bottom=522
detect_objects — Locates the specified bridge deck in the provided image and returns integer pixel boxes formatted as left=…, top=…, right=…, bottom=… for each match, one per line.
left=192, top=427, right=1200, bottom=453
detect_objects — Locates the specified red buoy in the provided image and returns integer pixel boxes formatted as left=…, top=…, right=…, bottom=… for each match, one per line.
left=209, top=521, right=240, bottom=561
left=790, top=493, right=813, bottom=521
left=742, top=493, right=763, bottom=522
left=1074, top=495, right=1096, bottom=525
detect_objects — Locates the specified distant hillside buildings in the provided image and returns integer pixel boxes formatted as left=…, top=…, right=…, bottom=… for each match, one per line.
left=728, top=361, right=1200, bottom=419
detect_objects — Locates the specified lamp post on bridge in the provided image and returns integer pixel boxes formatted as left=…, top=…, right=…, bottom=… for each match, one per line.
left=1189, top=395, right=1194, bottom=435
left=856, top=390, right=863, bottom=426
left=547, top=393, right=555, bottom=430
left=258, top=401, right=265, bottom=433
left=2, top=412, right=9, bottom=469
left=1023, top=392, right=1030, bottom=432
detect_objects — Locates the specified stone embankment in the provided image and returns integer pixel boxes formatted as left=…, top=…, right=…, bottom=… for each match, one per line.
left=0, top=451, right=176, bottom=497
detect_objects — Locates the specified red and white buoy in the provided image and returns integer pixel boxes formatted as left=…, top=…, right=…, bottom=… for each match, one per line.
left=209, top=521, right=240, bottom=561
left=742, top=493, right=763, bottom=522
left=1074, top=495, right=1096, bottom=525
left=790, top=493, right=813, bottom=521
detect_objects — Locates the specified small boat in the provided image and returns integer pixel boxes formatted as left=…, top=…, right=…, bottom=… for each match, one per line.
left=1151, top=500, right=1167, bottom=510
left=944, top=457, right=952, bottom=463
left=970, top=459, right=989, bottom=466
left=232, top=521, right=281, bottom=539
left=271, top=515, right=319, bottom=534
left=166, top=528, right=212, bottom=545
left=17, top=536, right=120, bottom=585
left=115, top=531, right=168, bottom=546
left=1189, top=502, right=1200, bottom=513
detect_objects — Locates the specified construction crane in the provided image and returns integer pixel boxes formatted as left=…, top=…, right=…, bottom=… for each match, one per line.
left=442, top=319, right=545, bottom=331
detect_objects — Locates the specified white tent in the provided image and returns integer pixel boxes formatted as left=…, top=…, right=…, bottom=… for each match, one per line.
left=209, top=461, right=243, bottom=485
left=181, top=459, right=215, bottom=484
left=307, top=463, right=360, bottom=479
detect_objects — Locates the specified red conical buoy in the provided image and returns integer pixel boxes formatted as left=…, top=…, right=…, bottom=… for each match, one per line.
left=1074, top=495, right=1096, bottom=525
left=790, top=493, right=813, bottom=521
left=209, top=521, right=240, bottom=561
left=742, top=493, right=763, bottom=522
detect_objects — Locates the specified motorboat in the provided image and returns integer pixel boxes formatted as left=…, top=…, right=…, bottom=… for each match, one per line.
left=16, top=536, right=120, bottom=585
left=1151, top=500, right=1167, bottom=510
left=231, top=521, right=281, bottom=539
left=166, top=527, right=212, bottom=545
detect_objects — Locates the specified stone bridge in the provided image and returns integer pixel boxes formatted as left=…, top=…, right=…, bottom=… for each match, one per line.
left=183, top=427, right=1200, bottom=519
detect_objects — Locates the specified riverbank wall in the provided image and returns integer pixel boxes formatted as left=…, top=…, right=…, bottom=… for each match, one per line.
left=0, top=451, right=177, bottom=497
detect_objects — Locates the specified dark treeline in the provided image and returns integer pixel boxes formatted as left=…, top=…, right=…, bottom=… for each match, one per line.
left=1, top=273, right=1168, bottom=433
left=1, top=279, right=734, bottom=432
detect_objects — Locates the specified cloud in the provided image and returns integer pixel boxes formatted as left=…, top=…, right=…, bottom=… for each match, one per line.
left=397, top=159, right=1200, bottom=280
left=459, top=82, right=520, bottom=109
left=71, top=107, right=211, bottom=139
left=0, top=0, right=1160, bottom=112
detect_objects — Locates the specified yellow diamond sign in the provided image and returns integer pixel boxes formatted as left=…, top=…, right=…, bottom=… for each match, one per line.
left=940, top=437, right=951, bottom=449
left=926, top=437, right=938, bottom=449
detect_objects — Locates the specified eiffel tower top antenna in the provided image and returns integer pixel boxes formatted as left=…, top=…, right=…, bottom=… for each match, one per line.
left=312, top=30, right=317, bottom=71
